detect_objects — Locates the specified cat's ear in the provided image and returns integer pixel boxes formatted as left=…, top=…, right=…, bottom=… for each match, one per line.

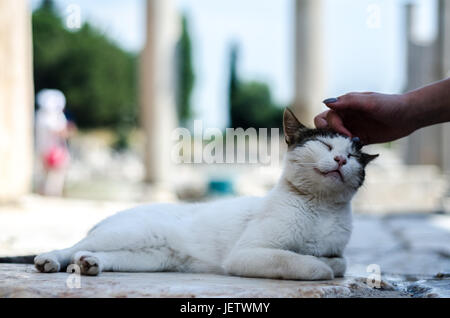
left=360, top=153, right=379, bottom=166
left=283, top=108, right=307, bottom=146
left=351, top=137, right=363, bottom=151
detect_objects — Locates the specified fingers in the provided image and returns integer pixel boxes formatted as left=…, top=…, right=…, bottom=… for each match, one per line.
left=314, top=110, right=353, bottom=137
left=314, top=111, right=329, bottom=128
left=326, top=110, right=352, bottom=137
left=323, top=93, right=371, bottom=111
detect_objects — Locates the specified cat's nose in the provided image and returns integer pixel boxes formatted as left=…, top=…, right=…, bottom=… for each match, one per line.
left=334, top=155, right=347, bottom=167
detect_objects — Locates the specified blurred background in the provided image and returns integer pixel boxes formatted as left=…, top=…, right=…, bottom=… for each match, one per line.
left=0, top=0, right=449, bottom=295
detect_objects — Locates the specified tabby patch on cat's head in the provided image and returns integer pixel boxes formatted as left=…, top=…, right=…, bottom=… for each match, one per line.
left=283, top=108, right=378, bottom=166
left=282, top=108, right=378, bottom=198
left=283, top=108, right=339, bottom=147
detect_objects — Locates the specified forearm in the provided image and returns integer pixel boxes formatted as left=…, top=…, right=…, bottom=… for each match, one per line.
left=403, top=78, right=450, bottom=129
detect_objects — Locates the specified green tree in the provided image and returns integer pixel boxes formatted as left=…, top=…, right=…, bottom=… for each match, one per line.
left=41, top=0, right=55, bottom=10
left=175, top=15, right=195, bottom=125
left=32, top=1, right=137, bottom=130
left=228, top=44, right=283, bottom=130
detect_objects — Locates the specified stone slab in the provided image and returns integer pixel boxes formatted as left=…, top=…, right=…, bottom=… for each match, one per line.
left=0, top=264, right=405, bottom=298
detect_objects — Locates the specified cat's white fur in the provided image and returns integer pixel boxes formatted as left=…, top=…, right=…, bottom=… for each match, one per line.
left=35, top=134, right=365, bottom=280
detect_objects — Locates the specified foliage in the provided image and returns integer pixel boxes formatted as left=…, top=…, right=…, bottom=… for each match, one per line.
left=228, top=44, right=283, bottom=130
left=175, top=15, right=195, bottom=125
left=32, top=1, right=137, bottom=129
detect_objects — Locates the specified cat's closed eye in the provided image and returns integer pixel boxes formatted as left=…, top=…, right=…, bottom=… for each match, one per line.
left=318, top=140, right=333, bottom=151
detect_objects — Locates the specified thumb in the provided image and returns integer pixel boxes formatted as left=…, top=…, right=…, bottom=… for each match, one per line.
left=326, top=110, right=353, bottom=137
left=314, top=110, right=329, bottom=128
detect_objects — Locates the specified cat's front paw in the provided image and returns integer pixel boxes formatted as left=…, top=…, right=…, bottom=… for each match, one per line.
left=320, top=257, right=346, bottom=278
left=73, top=251, right=102, bottom=276
left=34, top=254, right=60, bottom=273
left=308, top=262, right=334, bottom=280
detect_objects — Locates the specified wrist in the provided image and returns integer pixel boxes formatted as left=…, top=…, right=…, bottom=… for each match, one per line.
left=397, top=92, right=419, bottom=132
left=402, top=78, right=450, bottom=129
left=400, top=91, right=428, bottom=131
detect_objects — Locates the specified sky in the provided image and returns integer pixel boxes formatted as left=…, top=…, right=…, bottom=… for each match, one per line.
left=30, top=0, right=437, bottom=129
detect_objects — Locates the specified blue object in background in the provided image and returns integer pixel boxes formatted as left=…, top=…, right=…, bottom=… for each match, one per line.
left=208, top=179, right=234, bottom=196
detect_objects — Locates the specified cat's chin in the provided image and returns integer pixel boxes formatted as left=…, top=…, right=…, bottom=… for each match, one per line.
left=311, top=175, right=358, bottom=199
left=314, top=168, right=344, bottom=183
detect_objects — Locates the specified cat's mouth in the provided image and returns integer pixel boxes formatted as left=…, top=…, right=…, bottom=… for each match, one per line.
left=314, top=168, right=344, bottom=182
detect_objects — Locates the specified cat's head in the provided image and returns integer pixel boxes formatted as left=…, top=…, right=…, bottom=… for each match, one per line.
left=282, top=108, right=378, bottom=200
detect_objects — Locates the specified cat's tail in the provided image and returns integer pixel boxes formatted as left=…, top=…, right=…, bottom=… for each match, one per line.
left=0, top=255, right=36, bottom=264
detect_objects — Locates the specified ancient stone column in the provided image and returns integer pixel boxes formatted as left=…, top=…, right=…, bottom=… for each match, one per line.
left=403, top=0, right=450, bottom=173
left=293, top=0, right=325, bottom=126
left=440, top=0, right=450, bottom=173
left=140, top=0, right=179, bottom=188
left=0, top=0, right=34, bottom=202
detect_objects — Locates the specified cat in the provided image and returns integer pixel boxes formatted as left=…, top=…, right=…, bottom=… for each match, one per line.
left=31, top=108, right=378, bottom=280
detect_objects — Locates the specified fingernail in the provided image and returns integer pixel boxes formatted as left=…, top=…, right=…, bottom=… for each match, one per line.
left=323, top=97, right=338, bottom=104
left=351, top=137, right=361, bottom=143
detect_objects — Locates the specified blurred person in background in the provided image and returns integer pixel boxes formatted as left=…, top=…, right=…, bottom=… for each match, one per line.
left=35, top=89, right=75, bottom=196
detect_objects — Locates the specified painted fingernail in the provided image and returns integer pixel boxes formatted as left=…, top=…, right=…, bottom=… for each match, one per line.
left=351, top=137, right=361, bottom=143
left=323, top=97, right=338, bottom=104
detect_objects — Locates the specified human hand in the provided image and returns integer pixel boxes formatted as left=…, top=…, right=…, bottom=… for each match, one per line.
left=314, top=92, right=416, bottom=144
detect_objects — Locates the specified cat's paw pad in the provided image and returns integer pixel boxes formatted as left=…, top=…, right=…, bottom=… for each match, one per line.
left=309, top=263, right=334, bottom=281
left=73, top=253, right=101, bottom=276
left=34, top=254, right=60, bottom=273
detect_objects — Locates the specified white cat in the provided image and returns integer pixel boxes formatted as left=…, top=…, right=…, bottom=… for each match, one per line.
left=34, top=109, right=378, bottom=280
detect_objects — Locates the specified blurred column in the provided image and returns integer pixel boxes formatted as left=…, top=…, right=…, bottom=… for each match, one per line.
left=140, top=0, right=179, bottom=190
left=0, top=0, right=34, bottom=202
left=403, top=0, right=450, bottom=173
left=403, top=4, right=443, bottom=168
left=293, top=0, right=325, bottom=126
left=440, top=0, right=450, bottom=173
